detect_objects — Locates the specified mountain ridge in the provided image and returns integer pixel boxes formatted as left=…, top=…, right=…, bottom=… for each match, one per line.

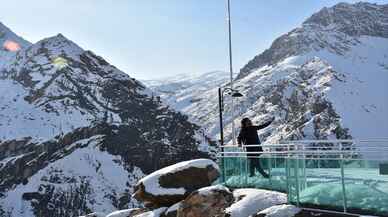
left=238, top=2, right=388, bottom=79
left=0, top=23, right=214, bottom=217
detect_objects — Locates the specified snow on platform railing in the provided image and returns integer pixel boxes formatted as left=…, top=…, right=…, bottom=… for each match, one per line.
left=218, top=139, right=388, bottom=160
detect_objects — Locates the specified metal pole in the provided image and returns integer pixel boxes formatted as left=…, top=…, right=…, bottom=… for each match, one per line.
left=219, top=88, right=225, bottom=182
left=219, top=88, right=224, bottom=148
left=226, top=0, right=236, bottom=146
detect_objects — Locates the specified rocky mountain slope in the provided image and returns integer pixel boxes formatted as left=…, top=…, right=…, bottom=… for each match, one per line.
left=147, top=2, right=388, bottom=152
left=0, top=24, right=214, bottom=217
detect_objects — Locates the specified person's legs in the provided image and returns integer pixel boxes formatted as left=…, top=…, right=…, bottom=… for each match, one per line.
left=255, top=158, right=269, bottom=178
left=247, top=146, right=269, bottom=178
left=249, top=157, right=257, bottom=176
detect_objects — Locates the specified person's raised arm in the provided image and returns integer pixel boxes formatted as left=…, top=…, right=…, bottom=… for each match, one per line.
left=255, top=117, right=275, bottom=130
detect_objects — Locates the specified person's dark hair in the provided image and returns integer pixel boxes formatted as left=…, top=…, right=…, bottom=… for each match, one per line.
left=241, top=118, right=252, bottom=129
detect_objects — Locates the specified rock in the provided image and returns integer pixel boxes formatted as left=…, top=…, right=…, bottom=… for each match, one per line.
left=134, top=207, right=167, bottom=217
left=177, top=185, right=233, bottom=217
left=225, top=189, right=287, bottom=217
left=133, top=159, right=220, bottom=208
left=254, top=205, right=301, bottom=217
left=106, top=208, right=148, bottom=217
left=162, top=202, right=182, bottom=217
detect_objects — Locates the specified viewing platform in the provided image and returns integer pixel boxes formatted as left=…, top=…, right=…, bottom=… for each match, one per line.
left=217, top=139, right=388, bottom=217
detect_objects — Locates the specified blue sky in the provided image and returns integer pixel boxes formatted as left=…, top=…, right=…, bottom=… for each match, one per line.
left=1, top=0, right=387, bottom=79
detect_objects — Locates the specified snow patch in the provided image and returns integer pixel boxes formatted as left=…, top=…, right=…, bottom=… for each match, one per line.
left=225, top=189, right=287, bottom=217
left=257, top=205, right=301, bottom=217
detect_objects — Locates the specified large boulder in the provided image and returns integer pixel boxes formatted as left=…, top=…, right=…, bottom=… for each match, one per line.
left=177, top=185, right=234, bottom=217
left=133, top=159, right=220, bottom=208
left=225, top=189, right=287, bottom=217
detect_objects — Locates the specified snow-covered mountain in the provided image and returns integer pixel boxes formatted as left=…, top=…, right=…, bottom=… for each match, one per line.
left=146, top=2, right=388, bottom=150
left=142, top=71, right=231, bottom=111
left=0, top=25, right=214, bottom=216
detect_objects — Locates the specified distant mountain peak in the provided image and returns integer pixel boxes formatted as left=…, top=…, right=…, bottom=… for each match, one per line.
left=303, top=2, right=388, bottom=38
left=30, top=33, right=84, bottom=60
left=238, top=2, right=388, bottom=79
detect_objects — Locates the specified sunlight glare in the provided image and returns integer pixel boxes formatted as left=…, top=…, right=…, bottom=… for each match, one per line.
left=3, top=40, right=21, bottom=52
left=52, top=57, right=68, bottom=69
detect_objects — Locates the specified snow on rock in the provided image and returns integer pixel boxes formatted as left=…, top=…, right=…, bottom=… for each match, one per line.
left=178, top=185, right=234, bottom=217
left=80, top=212, right=106, bottom=217
left=105, top=208, right=147, bottom=217
left=225, top=189, right=287, bottom=217
left=133, top=159, right=219, bottom=208
left=197, top=184, right=231, bottom=196
left=256, top=205, right=301, bottom=217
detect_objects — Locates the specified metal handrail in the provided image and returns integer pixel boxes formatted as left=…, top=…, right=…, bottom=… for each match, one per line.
left=282, top=139, right=388, bottom=143
left=218, top=139, right=388, bottom=160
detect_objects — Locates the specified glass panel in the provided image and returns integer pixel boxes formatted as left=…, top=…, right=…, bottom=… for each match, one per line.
left=292, top=159, right=345, bottom=212
left=221, top=154, right=288, bottom=192
left=252, top=157, right=287, bottom=191
left=344, top=159, right=388, bottom=216
left=222, top=146, right=248, bottom=188
left=219, top=154, right=388, bottom=216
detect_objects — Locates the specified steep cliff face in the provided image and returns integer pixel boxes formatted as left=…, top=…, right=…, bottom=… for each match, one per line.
left=145, top=2, right=388, bottom=148
left=0, top=27, right=214, bottom=216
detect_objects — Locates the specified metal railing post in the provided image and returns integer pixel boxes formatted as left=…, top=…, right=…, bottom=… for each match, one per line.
left=339, top=142, right=348, bottom=213
left=295, top=144, right=300, bottom=207
left=285, top=143, right=291, bottom=202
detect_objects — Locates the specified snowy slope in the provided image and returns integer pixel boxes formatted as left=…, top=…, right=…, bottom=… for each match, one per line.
left=147, top=3, right=388, bottom=149
left=142, top=71, right=230, bottom=111
left=0, top=136, right=144, bottom=217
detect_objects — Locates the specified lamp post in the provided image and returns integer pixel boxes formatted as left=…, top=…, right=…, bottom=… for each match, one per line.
left=218, top=87, right=243, bottom=148
left=219, top=87, right=243, bottom=182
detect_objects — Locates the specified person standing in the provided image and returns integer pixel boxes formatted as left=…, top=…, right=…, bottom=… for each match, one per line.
left=237, top=117, right=274, bottom=178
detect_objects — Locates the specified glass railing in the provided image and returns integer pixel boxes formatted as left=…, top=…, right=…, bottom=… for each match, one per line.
left=218, top=140, right=388, bottom=217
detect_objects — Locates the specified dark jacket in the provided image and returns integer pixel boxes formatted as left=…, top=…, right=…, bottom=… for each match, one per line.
left=237, top=121, right=272, bottom=155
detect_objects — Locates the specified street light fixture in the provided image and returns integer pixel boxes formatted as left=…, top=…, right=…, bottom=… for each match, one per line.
left=231, top=91, right=243, bottom=98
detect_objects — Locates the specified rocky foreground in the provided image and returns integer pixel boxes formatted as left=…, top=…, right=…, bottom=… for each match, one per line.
left=81, top=159, right=364, bottom=217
